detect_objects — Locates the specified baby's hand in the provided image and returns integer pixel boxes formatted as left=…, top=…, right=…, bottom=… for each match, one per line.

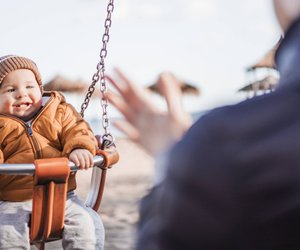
left=69, top=149, right=93, bottom=170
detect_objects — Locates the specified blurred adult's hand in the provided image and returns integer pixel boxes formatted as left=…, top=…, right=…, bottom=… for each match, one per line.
left=106, top=68, right=192, bottom=156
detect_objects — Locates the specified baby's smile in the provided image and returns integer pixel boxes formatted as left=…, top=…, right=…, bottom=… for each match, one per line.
left=14, top=102, right=32, bottom=109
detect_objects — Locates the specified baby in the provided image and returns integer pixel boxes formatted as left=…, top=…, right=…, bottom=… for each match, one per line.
left=0, top=55, right=104, bottom=249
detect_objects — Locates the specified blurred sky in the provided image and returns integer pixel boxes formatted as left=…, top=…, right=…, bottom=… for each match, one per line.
left=1, top=0, right=281, bottom=112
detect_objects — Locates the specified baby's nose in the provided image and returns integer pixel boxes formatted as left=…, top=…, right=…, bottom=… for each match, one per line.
left=17, top=88, right=28, bottom=98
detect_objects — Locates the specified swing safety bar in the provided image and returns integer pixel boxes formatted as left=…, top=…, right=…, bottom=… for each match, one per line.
left=0, top=155, right=109, bottom=209
left=0, top=155, right=105, bottom=175
left=1, top=155, right=114, bottom=210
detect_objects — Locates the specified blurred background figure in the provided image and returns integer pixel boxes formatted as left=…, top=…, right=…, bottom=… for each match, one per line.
left=107, top=0, right=300, bottom=249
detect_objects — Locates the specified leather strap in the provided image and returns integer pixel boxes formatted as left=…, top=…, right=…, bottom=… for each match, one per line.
left=30, top=158, right=70, bottom=243
left=97, top=145, right=119, bottom=170
left=91, top=136, right=119, bottom=211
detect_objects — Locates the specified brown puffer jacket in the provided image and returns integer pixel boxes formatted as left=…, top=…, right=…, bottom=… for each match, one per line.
left=0, top=91, right=98, bottom=201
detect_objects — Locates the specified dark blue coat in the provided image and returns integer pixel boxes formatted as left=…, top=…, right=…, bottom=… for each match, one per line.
left=137, top=18, right=300, bottom=250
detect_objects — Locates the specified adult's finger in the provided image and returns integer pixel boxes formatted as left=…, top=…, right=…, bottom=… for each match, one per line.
left=157, top=72, right=185, bottom=118
left=113, top=119, right=140, bottom=141
left=114, top=68, right=137, bottom=93
left=107, top=71, right=150, bottom=111
left=105, top=74, right=127, bottom=97
left=106, top=90, right=135, bottom=123
left=113, top=68, right=155, bottom=109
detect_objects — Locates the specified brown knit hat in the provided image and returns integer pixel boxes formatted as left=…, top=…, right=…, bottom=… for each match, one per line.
left=0, top=55, right=43, bottom=91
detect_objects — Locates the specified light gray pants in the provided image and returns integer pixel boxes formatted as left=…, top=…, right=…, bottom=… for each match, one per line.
left=0, top=192, right=104, bottom=250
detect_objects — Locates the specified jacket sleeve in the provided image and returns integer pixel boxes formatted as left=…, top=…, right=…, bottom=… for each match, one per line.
left=60, top=103, right=98, bottom=156
left=0, top=149, right=3, bottom=163
left=0, top=122, right=4, bottom=163
left=136, top=115, right=239, bottom=250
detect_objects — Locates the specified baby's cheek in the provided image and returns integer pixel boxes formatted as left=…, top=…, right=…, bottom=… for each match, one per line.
left=0, top=101, right=12, bottom=115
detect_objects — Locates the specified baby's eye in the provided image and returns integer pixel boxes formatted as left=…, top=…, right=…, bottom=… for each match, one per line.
left=7, top=88, right=15, bottom=92
left=26, top=85, right=35, bottom=89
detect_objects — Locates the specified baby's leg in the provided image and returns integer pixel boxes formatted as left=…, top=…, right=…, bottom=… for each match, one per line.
left=0, top=200, right=32, bottom=249
left=62, top=192, right=105, bottom=250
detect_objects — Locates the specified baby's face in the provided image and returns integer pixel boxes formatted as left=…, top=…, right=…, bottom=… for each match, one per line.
left=0, top=69, right=42, bottom=121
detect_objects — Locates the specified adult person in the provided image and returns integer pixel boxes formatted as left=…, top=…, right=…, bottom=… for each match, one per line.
left=107, top=0, right=300, bottom=248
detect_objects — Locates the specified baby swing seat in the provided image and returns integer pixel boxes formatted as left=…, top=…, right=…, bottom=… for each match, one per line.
left=30, top=139, right=119, bottom=247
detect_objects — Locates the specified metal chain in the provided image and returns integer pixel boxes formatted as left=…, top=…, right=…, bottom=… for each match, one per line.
left=80, top=0, right=115, bottom=146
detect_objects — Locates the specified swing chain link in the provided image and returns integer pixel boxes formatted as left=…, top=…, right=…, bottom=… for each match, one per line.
left=80, top=0, right=115, bottom=147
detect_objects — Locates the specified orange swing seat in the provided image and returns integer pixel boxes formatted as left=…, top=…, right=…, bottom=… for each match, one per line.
left=29, top=140, right=119, bottom=249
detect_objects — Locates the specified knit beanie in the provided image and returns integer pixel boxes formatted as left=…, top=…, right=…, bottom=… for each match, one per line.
left=0, top=55, right=43, bottom=91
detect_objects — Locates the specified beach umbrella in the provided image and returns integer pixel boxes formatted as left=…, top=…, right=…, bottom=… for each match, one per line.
left=44, top=75, right=88, bottom=93
left=238, top=75, right=279, bottom=95
left=148, top=72, right=200, bottom=96
left=246, top=37, right=282, bottom=71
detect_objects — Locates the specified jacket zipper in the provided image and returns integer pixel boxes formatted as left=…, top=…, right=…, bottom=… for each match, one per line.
left=0, top=93, right=53, bottom=159
left=25, top=121, right=42, bottom=159
left=25, top=122, right=33, bottom=135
